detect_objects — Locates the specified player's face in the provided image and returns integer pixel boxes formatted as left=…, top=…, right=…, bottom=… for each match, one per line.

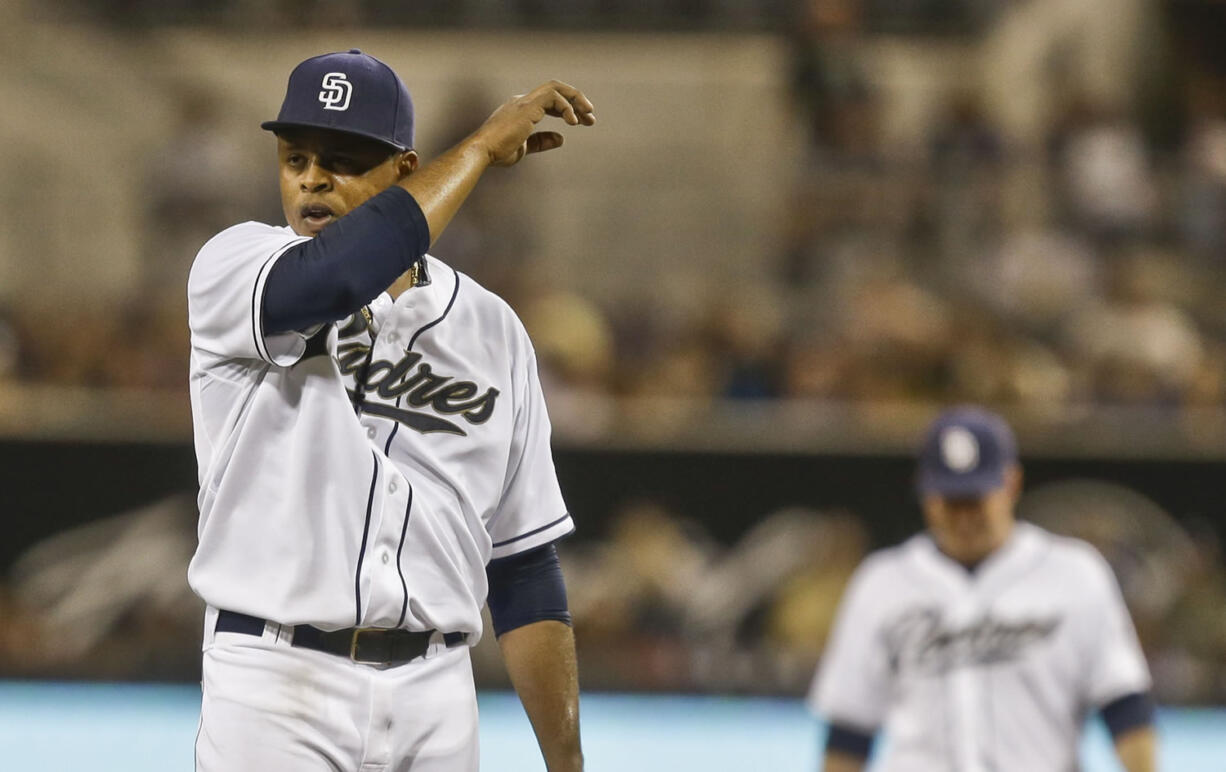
left=277, top=128, right=418, bottom=237
left=921, top=464, right=1022, bottom=567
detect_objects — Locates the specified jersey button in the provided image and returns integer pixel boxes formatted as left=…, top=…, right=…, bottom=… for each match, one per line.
left=387, top=332, right=400, bottom=344
left=381, top=552, right=390, bottom=565
left=366, top=427, right=376, bottom=439
left=388, top=480, right=398, bottom=493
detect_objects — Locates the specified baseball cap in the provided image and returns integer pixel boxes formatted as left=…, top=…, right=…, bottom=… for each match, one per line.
left=261, top=49, right=414, bottom=151
left=916, top=406, right=1018, bottom=498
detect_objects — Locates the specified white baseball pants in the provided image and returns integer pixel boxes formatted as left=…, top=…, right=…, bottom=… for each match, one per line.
left=195, top=620, right=479, bottom=771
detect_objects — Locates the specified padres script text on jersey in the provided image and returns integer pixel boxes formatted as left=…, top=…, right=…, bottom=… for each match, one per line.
left=187, top=221, right=572, bottom=638
left=808, top=523, right=1150, bottom=772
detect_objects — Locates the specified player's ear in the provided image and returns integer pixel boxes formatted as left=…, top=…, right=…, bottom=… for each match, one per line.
left=1005, top=463, right=1023, bottom=501
left=395, top=150, right=419, bottom=180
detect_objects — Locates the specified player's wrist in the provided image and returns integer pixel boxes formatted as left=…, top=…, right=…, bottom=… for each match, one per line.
left=545, top=748, right=583, bottom=772
left=458, top=130, right=500, bottom=169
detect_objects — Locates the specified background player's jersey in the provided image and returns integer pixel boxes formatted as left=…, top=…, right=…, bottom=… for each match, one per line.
left=186, top=221, right=572, bottom=640
left=807, top=522, right=1150, bottom=772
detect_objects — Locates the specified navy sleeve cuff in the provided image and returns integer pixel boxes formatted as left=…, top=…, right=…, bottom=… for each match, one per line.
left=825, top=722, right=875, bottom=758
left=263, top=185, right=430, bottom=335
left=1101, top=691, right=1155, bottom=739
left=367, top=185, right=431, bottom=258
left=486, top=543, right=571, bottom=638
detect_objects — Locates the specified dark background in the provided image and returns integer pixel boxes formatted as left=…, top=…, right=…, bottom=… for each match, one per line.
left=4, top=438, right=1221, bottom=570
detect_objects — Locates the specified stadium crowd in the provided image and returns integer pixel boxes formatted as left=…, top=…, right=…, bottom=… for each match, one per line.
left=3, top=1, right=1226, bottom=434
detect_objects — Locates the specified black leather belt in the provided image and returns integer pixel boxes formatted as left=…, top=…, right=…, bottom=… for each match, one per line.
left=215, top=610, right=467, bottom=666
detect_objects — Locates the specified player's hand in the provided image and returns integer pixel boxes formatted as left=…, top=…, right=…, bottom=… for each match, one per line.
left=472, top=81, right=596, bottom=167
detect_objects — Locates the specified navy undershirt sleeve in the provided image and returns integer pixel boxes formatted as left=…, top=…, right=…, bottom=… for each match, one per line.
left=262, top=185, right=430, bottom=334
left=485, top=543, right=572, bottom=638
left=824, top=722, right=875, bottom=759
left=1101, top=691, right=1155, bottom=739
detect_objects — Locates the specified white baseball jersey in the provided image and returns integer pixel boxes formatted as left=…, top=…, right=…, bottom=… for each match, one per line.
left=808, top=522, right=1150, bottom=772
left=186, top=221, right=572, bottom=641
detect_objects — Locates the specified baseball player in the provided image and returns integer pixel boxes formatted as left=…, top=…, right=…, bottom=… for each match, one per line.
left=186, top=50, right=594, bottom=771
left=808, top=406, right=1157, bottom=772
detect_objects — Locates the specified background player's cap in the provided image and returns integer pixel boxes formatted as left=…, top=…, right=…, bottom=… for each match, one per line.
left=261, top=49, right=414, bottom=151
left=916, top=406, right=1018, bottom=498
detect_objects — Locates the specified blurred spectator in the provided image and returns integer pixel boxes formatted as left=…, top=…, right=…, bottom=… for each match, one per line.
left=1061, top=249, right=1206, bottom=404
left=1, top=494, right=201, bottom=680
left=144, top=88, right=255, bottom=295
left=519, top=287, right=617, bottom=440
left=925, top=92, right=1007, bottom=263
left=562, top=499, right=718, bottom=690
left=1049, top=98, right=1160, bottom=243
left=789, top=0, right=871, bottom=152
left=1177, top=74, right=1226, bottom=261
left=967, top=228, right=1099, bottom=337
left=0, top=308, right=24, bottom=381
left=702, top=283, right=787, bottom=400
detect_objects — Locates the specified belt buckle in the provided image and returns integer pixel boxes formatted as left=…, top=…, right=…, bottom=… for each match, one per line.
left=349, top=627, right=386, bottom=664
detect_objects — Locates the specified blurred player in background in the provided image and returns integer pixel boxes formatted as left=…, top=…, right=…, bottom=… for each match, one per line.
left=808, top=406, right=1156, bottom=771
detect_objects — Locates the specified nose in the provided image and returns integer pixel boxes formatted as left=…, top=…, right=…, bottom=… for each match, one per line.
left=298, top=159, right=331, bottom=193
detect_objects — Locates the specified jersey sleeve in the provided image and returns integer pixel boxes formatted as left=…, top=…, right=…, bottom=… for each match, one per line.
left=187, top=222, right=314, bottom=366
left=1076, top=548, right=1152, bottom=708
left=807, top=556, right=893, bottom=731
left=486, top=332, right=572, bottom=560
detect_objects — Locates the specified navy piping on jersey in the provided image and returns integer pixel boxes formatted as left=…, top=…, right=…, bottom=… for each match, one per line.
left=380, top=267, right=460, bottom=624
left=251, top=250, right=282, bottom=363
left=492, top=513, right=571, bottom=549
left=941, top=665, right=954, bottom=766
left=984, top=662, right=997, bottom=769
left=250, top=238, right=309, bottom=363
left=395, top=485, right=414, bottom=627
left=353, top=450, right=379, bottom=626
left=380, top=270, right=461, bottom=456
left=407, top=271, right=462, bottom=351
left=193, top=705, right=203, bottom=772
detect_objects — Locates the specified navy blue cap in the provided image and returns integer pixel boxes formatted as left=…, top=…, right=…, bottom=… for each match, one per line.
left=916, top=406, right=1018, bottom=497
left=262, top=49, right=414, bottom=151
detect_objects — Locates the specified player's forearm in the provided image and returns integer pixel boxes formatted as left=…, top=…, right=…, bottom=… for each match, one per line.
left=396, top=137, right=490, bottom=248
left=498, top=619, right=583, bottom=772
left=822, top=750, right=867, bottom=772
left=1114, top=726, right=1157, bottom=772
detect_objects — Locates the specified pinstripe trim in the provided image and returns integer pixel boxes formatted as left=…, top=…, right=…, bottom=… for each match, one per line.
left=381, top=263, right=461, bottom=455
left=395, top=485, right=414, bottom=627
left=353, top=450, right=379, bottom=626
left=250, top=236, right=310, bottom=364
left=194, top=699, right=203, bottom=772
left=385, top=263, right=461, bottom=625
left=492, top=513, right=572, bottom=549
left=408, top=267, right=461, bottom=351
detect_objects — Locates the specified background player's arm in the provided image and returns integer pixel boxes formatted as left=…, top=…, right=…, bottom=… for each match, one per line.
left=1113, top=725, right=1157, bottom=772
left=821, top=749, right=867, bottom=772
left=498, top=620, right=582, bottom=772
left=819, top=722, right=874, bottom=772
left=808, top=559, right=889, bottom=771
left=1076, top=549, right=1157, bottom=772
